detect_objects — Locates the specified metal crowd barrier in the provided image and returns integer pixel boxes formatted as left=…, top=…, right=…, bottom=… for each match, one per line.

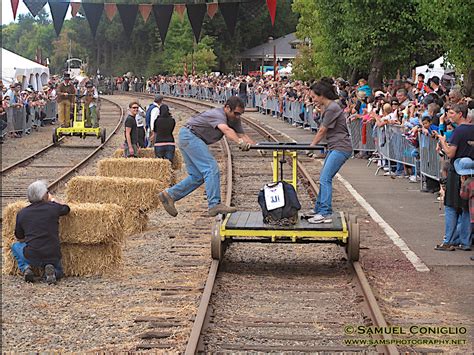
left=419, top=133, right=443, bottom=180
left=43, top=101, right=57, bottom=121
left=348, top=118, right=377, bottom=152
left=6, top=107, right=26, bottom=133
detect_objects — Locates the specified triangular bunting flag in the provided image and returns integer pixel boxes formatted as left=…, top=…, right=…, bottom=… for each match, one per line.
left=219, top=3, right=239, bottom=37
left=186, top=4, right=206, bottom=43
left=49, top=0, right=70, bottom=36
left=117, top=4, right=138, bottom=37
left=82, top=3, right=103, bottom=37
left=266, top=0, right=277, bottom=26
left=104, top=3, right=117, bottom=21
left=11, top=0, right=19, bottom=20
left=139, top=4, right=152, bottom=23
left=152, top=4, right=173, bottom=44
left=70, top=2, right=80, bottom=17
left=23, top=0, right=47, bottom=17
left=207, top=3, right=218, bottom=19
left=174, top=4, right=185, bottom=22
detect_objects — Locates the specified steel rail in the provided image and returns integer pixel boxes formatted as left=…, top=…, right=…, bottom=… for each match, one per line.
left=128, top=93, right=398, bottom=355
left=1, top=137, right=65, bottom=174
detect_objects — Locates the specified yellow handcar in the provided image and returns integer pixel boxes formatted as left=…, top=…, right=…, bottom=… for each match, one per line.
left=211, top=143, right=360, bottom=262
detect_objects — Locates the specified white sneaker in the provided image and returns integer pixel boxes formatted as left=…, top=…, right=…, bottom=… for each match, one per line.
left=409, top=175, right=418, bottom=183
left=383, top=167, right=390, bottom=172
left=383, top=171, right=392, bottom=176
left=308, top=214, right=333, bottom=224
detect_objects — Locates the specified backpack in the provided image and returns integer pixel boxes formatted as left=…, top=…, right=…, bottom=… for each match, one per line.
left=145, top=103, right=158, bottom=129
left=258, top=181, right=301, bottom=226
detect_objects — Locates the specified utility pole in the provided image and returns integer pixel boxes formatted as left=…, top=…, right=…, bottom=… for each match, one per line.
left=273, top=44, right=277, bottom=78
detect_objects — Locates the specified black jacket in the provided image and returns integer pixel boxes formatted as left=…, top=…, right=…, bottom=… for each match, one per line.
left=15, top=201, right=70, bottom=263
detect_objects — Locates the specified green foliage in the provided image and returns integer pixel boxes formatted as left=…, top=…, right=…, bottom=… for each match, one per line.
left=418, top=0, right=473, bottom=74
left=292, top=0, right=445, bottom=86
left=1, top=1, right=298, bottom=76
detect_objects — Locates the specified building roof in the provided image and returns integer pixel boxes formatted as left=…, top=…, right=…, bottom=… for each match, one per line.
left=239, top=33, right=300, bottom=60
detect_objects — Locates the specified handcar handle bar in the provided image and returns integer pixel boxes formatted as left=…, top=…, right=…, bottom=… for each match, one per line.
left=249, top=142, right=327, bottom=150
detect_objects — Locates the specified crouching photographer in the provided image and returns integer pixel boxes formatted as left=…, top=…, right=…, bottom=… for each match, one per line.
left=11, top=181, right=70, bottom=284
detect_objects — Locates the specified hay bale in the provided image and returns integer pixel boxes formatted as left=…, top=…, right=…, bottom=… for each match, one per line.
left=2, top=243, right=122, bottom=277
left=2, top=201, right=28, bottom=247
left=98, top=158, right=172, bottom=187
left=113, top=148, right=154, bottom=159
left=123, top=210, right=149, bottom=235
left=112, top=148, right=183, bottom=170
left=172, top=149, right=183, bottom=170
left=61, top=243, right=122, bottom=276
left=60, top=203, right=125, bottom=244
left=66, top=176, right=161, bottom=211
left=2, top=201, right=125, bottom=246
left=2, top=201, right=126, bottom=276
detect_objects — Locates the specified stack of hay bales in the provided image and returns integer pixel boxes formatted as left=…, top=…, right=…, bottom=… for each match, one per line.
left=113, top=147, right=183, bottom=170
left=2, top=201, right=125, bottom=276
left=66, top=175, right=164, bottom=235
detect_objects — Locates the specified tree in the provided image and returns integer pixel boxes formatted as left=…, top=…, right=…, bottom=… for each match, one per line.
left=418, top=0, right=474, bottom=95
left=292, top=0, right=442, bottom=88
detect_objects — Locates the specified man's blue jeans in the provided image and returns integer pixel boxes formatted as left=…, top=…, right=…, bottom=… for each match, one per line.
left=166, top=127, right=220, bottom=209
left=443, top=206, right=471, bottom=248
left=11, top=242, right=64, bottom=278
left=315, top=150, right=352, bottom=216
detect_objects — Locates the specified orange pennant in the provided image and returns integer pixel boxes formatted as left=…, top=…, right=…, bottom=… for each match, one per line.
left=70, top=2, right=80, bottom=17
left=139, top=4, right=152, bottom=23
left=104, top=3, right=117, bottom=21
left=174, top=4, right=185, bottom=21
left=207, top=3, right=218, bottom=19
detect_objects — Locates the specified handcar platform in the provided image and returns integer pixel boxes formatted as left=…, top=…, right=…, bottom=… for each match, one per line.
left=222, top=211, right=348, bottom=242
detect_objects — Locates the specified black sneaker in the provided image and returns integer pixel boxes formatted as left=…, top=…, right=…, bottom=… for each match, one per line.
left=24, top=266, right=35, bottom=283
left=44, top=264, right=57, bottom=285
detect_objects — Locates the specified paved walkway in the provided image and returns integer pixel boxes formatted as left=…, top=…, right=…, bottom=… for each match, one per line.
left=246, top=111, right=473, bottom=268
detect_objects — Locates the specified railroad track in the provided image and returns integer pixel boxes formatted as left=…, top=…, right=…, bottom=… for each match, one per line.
left=0, top=98, right=124, bottom=212
left=126, top=93, right=397, bottom=354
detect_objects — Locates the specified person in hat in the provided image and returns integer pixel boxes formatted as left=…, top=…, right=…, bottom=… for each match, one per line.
left=11, top=180, right=70, bottom=284
left=83, top=81, right=99, bottom=128
left=457, top=157, right=474, bottom=253
left=56, top=73, right=76, bottom=128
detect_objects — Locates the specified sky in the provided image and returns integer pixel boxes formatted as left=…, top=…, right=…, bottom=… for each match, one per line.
left=1, top=1, right=72, bottom=26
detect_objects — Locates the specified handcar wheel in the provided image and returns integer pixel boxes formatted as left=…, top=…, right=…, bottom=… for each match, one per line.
left=52, top=128, right=59, bottom=145
left=211, top=218, right=224, bottom=260
left=347, top=221, right=360, bottom=262
left=100, top=128, right=106, bottom=144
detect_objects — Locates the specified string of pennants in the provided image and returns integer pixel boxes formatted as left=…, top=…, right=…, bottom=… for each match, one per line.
left=10, top=0, right=277, bottom=43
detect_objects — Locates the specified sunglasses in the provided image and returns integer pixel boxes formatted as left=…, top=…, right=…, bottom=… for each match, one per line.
left=131, top=106, right=139, bottom=109
left=233, top=111, right=243, bottom=117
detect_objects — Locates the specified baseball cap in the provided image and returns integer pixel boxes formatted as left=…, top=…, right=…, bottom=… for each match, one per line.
left=454, top=157, right=474, bottom=176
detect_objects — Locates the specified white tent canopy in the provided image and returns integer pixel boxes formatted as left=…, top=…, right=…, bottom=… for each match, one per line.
left=415, top=56, right=454, bottom=81
left=1, top=48, right=50, bottom=90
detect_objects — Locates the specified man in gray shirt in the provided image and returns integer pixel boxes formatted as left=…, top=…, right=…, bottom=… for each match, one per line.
left=159, top=96, right=255, bottom=217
